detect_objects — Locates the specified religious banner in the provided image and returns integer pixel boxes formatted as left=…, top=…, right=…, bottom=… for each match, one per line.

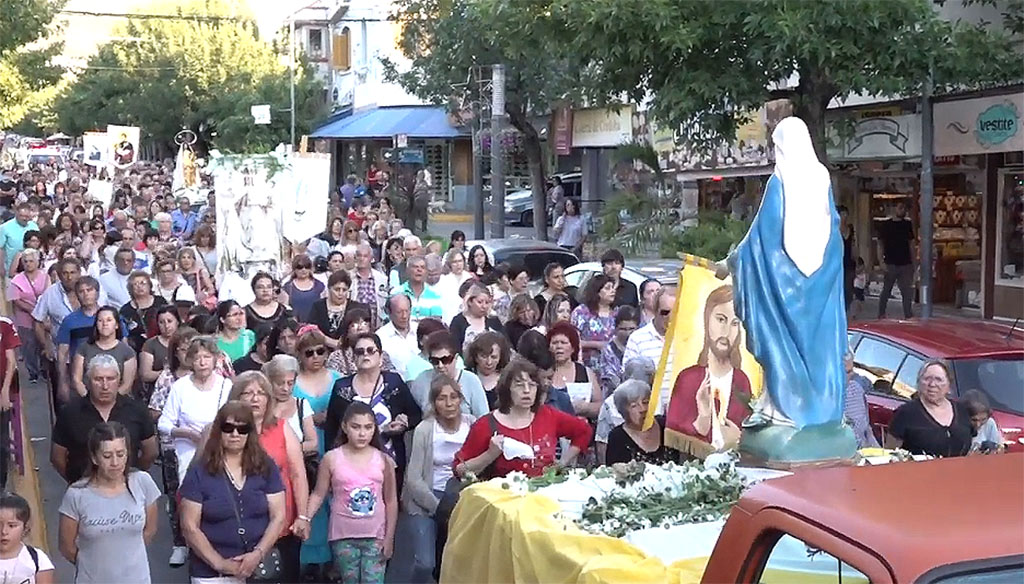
left=107, top=125, right=140, bottom=169
left=86, top=179, right=113, bottom=210
left=279, top=152, right=330, bottom=245
left=646, top=255, right=763, bottom=459
left=210, top=155, right=284, bottom=281
left=172, top=130, right=202, bottom=202
left=82, top=131, right=108, bottom=167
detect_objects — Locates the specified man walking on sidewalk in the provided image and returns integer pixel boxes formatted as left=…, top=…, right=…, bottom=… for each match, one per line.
left=876, top=202, right=916, bottom=319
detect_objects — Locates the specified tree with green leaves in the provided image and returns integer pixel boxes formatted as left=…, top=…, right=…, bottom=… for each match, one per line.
left=51, top=0, right=324, bottom=156
left=385, top=0, right=594, bottom=240
left=559, top=0, right=1023, bottom=164
left=0, top=0, right=64, bottom=128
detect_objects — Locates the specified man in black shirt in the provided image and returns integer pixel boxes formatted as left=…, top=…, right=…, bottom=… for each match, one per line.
left=876, top=202, right=917, bottom=319
left=601, top=248, right=640, bottom=309
left=50, top=353, right=157, bottom=483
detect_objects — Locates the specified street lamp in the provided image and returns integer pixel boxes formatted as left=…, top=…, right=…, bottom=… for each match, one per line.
left=287, top=1, right=328, bottom=150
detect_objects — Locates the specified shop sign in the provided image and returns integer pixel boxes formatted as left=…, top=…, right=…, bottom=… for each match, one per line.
left=826, top=113, right=921, bottom=161
left=935, top=93, right=1024, bottom=156
left=571, top=105, right=634, bottom=148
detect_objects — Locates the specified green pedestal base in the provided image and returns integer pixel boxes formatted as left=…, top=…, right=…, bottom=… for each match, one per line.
left=739, top=422, right=858, bottom=469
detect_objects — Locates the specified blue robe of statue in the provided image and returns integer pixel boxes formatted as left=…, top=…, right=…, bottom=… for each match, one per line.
left=728, top=174, right=847, bottom=428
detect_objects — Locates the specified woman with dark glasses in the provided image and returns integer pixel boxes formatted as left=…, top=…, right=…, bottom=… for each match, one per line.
left=290, top=328, right=340, bottom=572
left=180, top=401, right=287, bottom=584
left=283, top=254, right=324, bottom=323
left=324, top=333, right=421, bottom=491
left=325, top=308, right=396, bottom=376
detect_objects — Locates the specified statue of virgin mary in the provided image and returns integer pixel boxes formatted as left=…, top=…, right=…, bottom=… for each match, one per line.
left=728, top=117, right=857, bottom=465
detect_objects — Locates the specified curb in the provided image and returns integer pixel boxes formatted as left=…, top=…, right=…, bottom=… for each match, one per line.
left=13, top=403, right=48, bottom=552
left=431, top=213, right=489, bottom=223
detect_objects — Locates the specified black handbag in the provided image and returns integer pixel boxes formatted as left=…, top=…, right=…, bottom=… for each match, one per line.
left=224, top=473, right=283, bottom=583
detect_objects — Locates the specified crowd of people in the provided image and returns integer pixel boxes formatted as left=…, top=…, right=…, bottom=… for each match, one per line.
left=0, top=157, right=1004, bottom=584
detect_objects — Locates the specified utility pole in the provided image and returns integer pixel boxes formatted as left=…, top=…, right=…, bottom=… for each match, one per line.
left=289, top=17, right=296, bottom=150
left=489, top=64, right=506, bottom=239
left=472, top=68, right=485, bottom=239
left=919, top=72, right=935, bottom=318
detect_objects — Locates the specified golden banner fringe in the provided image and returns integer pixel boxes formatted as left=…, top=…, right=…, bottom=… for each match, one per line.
left=664, top=428, right=716, bottom=460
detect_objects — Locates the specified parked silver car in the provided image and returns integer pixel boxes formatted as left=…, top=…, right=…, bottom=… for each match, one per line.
left=502, top=172, right=582, bottom=226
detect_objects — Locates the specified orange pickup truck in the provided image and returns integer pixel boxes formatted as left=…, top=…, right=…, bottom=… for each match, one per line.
left=702, top=454, right=1024, bottom=583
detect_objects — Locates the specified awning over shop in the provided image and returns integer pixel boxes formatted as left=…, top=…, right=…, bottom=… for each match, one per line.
left=310, top=105, right=468, bottom=140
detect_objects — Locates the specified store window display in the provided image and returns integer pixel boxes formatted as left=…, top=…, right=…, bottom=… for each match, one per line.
left=997, top=171, right=1024, bottom=286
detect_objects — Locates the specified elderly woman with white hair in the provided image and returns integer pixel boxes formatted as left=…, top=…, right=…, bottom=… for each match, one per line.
left=263, top=354, right=318, bottom=456
left=606, top=378, right=678, bottom=465
left=595, top=357, right=657, bottom=464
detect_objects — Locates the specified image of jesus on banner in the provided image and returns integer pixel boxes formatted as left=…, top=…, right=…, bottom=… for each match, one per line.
left=646, top=257, right=762, bottom=460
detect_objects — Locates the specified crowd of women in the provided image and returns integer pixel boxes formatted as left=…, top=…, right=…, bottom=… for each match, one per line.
left=0, top=159, right=1006, bottom=584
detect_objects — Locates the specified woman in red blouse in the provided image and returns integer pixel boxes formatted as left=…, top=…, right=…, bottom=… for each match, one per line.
left=453, top=359, right=592, bottom=478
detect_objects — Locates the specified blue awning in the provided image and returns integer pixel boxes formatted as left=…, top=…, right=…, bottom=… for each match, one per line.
left=310, top=105, right=469, bottom=140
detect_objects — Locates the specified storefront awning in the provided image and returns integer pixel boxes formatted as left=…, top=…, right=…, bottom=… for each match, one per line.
left=310, top=105, right=469, bottom=140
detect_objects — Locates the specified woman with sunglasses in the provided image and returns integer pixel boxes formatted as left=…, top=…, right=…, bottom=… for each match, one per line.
left=121, top=272, right=168, bottom=353
left=230, top=372, right=310, bottom=583
left=324, top=333, right=421, bottom=490
left=340, top=219, right=363, bottom=248
left=321, top=217, right=345, bottom=248
left=179, top=401, right=287, bottom=584
left=325, top=308, right=396, bottom=376
left=75, top=219, right=106, bottom=269
left=291, top=329, right=340, bottom=571
left=283, top=254, right=325, bottom=324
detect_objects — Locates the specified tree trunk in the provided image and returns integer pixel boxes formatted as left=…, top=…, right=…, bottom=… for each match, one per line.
left=793, top=67, right=837, bottom=167
left=506, top=103, right=549, bottom=241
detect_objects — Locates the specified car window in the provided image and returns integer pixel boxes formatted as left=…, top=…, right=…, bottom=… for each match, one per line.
left=853, top=337, right=907, bottom=396
left=494, top=251, right=577, bottom=281
left=757, top=534, right=869, bottom=584
left=953, top=358, right=1024, bottom=416
left=847, top=332, right=862, bottom=352
left=925, top=559, right=1024, bottom=583
left=892, top=354, right=925, bottom=400
left=564, top=268, right=591, bottom=291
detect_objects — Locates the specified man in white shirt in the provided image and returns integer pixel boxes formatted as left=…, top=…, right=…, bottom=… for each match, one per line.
left=622, top=288, right=676, bottom=413
left=98, top=248, right=135, bottom=308
left=377, top=294, right=418, bottom=379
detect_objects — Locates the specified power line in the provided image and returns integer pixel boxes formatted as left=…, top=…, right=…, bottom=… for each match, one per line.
left=58, top=9, right=253, bottom=23
left=59, top=9, right=393, bottom=23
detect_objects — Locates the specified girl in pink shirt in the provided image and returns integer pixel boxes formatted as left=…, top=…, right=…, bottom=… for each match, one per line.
left=305, top=401, right=397, bottom=583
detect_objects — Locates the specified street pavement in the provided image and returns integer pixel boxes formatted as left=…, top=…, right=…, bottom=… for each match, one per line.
left=21, top=376, right=188, bottom=584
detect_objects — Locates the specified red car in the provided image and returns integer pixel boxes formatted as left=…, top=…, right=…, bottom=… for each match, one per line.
left=848, top=318, right=1024, bottom=453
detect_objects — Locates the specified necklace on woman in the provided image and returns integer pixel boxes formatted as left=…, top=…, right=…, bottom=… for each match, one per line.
left=225, top=464, right=245, bottom=490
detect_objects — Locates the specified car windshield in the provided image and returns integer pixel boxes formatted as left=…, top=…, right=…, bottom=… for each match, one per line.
left=953, top=357, right=1024, bottom=416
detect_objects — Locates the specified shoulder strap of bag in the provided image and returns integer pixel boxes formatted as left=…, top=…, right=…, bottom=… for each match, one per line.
left=26, top=545, right=39, bottom=573
left=487, top=413, right=499, bottom=435
left=223, top=473, right=253, bottom=551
